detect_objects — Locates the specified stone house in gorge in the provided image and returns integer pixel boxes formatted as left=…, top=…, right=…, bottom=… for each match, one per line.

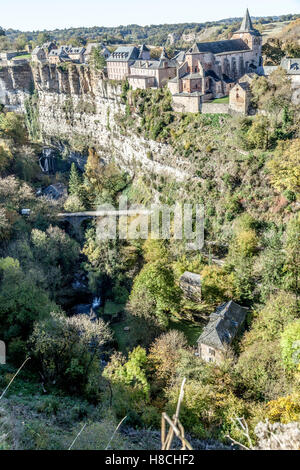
left=197, top=301, right=247, bottom=364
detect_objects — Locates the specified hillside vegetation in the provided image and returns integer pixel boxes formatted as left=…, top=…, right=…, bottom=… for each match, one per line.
left=0, top=60, right=299, bottom=449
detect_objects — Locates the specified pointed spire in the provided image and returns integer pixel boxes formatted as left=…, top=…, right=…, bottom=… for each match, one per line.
left=239, top=8, right=254, bottom=32
left=160, top=47, right=168, bottom=60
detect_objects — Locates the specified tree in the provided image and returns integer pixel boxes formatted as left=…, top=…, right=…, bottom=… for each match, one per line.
left=103, top=346, right=150, bottom=398
left=149, top=330, right=187, bottom=385
left=0, top=141, right=13, bottom=174
left=37, top=32, right=50, bottom=46
left=282, top=215, right=300, bottom=298
left=14, top=34, right=28, bottom=51
left=250, top=69, right=292, bottom=123
left=89, top=46, right=107, bottom=70
left=0, top=258, right=56, bottom=360
left=267, top=139, right=300, bottom=198
left=0, top=27, right=5, bottom=37
left=68, top=162, right=82, bottom=196
left=246, top=115, right=270, bottom=150
left=281, top=320, right=300, bottom=372
left=128, top=260, right=181, bottom=327
left=30, top=312, right=112, bottom=396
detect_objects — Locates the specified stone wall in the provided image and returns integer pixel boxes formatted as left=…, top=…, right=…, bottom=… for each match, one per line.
left=172, top=93, right=201, bottom=113
left=0, top=62, right=33, bottom=111
left=201, top=102, right=229, bottom=114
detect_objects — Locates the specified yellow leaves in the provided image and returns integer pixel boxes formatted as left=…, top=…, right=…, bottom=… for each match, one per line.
left=0, top=140, right=13, bottom=173
left=235, top=229, right=258, bottom=258
left=267, top=139, right=300, bottom=198
left=267, top=394, right=300, bottom=424
left=201, top=265, right=236, bottom=304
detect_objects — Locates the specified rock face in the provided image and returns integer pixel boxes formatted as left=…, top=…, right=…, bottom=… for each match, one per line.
left=0, top=62, right=195, bottom=181
left=0, top=62, right=33, bottom=111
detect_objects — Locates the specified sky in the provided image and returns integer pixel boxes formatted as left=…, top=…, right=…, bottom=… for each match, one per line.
left=1, top=0, right=300, bottom=31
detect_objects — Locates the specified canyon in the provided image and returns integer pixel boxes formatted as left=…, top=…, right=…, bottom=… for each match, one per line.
left=0, top=61, right=196, bottom=181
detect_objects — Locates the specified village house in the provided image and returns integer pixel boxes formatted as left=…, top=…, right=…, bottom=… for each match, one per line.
left=107, top=45, right=176, bottom=88
left=107, top=44, right=150, bottom=81
left=128, top=48, right=177, bottom=89
left=229, top=73, right=255, bottom=114
left=31, top=46, right=46, bottom=63
left=258, top=57, right=300, bottom=105
left=48, top=48, right=71, bottom=64
left=83, top=43, right=110, bottom=64
left=41, top=41, right=57, bottom=57
left=169, top=9, right=262, bottom=112
left=67, top=47, right=86, bottom=64
left=197, top=301, right=247, bottom=364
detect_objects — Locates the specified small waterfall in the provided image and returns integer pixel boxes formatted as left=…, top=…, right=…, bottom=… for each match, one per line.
left=92, top=297, right=101, bottom=309
left=39, top=147, right=56, bottom=174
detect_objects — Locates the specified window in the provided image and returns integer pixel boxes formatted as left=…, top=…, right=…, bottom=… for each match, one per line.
left=209, top=348, right=215, bottom=356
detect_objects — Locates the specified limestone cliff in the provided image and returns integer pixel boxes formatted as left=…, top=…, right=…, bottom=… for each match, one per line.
left=0, top=62, right=195, bottom=181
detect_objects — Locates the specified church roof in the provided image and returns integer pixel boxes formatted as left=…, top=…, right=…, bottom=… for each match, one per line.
left=239, top=8, right=254, bottom=32
left=188, top=39, right=250, bottom=55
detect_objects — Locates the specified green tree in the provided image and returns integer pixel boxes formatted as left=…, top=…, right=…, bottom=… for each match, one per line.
left=68, top=162, right=82, bottom=196
left=280, top=320, right=300, bottom=371
left=129, top=260, right=181, bottom=327
left=89, top=46, right=107, bottom=70
left=30, top=312, right=112, bottom=396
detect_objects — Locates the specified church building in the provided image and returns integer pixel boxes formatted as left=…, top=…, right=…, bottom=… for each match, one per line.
left=168, top=9, right=262, bottom=111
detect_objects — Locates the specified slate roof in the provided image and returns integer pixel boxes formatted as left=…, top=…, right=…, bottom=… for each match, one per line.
left=107, top=46, right=140, bottom=62
left=257, top=65, right=278, bottom=76
left=238, top=8, right=254, bottom=32
left=173, top=51, right=186, bottom=64
left=131, top=58, right=177, bottom=70
left=181, top=73, right=203, bottom=79
left=197, top=301, right=247, bottom=351
left=188, top=39, right=250, bottom=55
left=32, top=46, right=43, bottom=55
left=49, top=48, right=69, bottom=58
left=280, top=58, right=300, bottom=75
left=68, top=47, right=85, bottom=54
left=222, top=74, right=234, bottom=83
left=206, top=70, right=221, bottom=81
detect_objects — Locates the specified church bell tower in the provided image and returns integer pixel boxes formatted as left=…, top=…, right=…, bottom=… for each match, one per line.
left=231, top=9, right=262, bottom=65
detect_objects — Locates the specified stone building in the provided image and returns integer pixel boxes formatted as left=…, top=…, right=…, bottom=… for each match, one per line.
left=229, top=74, right=255, bottom=114
left=107, top=45, right=176, bottom=87
left=258, top=58, right=300, bottom=105
left=41, top=41, right=57, bottom=57
left=48, top=48, right=71, bottom=64
left=168, top=9, right=262, bottom=112
left=31, top=46, right=46, bottom=63
left=197, top=301, right=247, bottom=364
left=83, top=43, right=110, bottom=64
left=128, top=48, right=177, bottom=89
left=179, top=271, right=202, bottom=301
left=107, top=45, right=149, bottom=81
left=67, top=47, right=86, bottom=64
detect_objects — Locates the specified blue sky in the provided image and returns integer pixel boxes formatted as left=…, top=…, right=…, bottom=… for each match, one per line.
left=2, top=0, right=300, bottom=31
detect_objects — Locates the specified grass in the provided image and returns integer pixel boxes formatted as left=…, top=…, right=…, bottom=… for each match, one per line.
left=12, top=54, right=31, bottom=60
left=169, top=318, right=203, bottom=345
left=104, top=301, right=125, bottom=315
left=212, top=96, right=229, bottom=104
left=110, top=314, right=143, bottom=354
